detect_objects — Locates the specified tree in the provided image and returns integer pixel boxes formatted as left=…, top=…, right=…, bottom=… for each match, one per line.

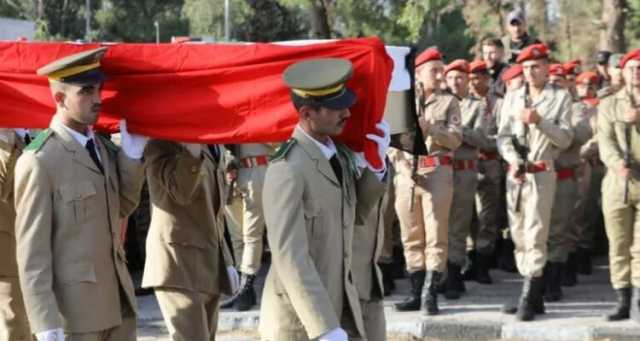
left=236, top=0, right=307, bottom=42
left=600, top=0, right=627, bottom=52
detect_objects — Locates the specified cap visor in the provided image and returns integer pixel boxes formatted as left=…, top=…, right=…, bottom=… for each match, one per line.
left=318, top=88, right=357, bottom=110
left=62, top=69, right=106, bottom=85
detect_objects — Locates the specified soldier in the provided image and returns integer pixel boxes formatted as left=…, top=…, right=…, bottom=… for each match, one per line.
left=599, top=53, right=625, bottom=99
left=444, top=60, right=488, bottom=298
left=596, top=50, right=613, bottom=90
left=502, top=9, right=541, bottom=64
left=497, top=44, right=573, bottom=321
left=544, top=71, right=595, bottom=302
left=467, top=61, right=503, bottom=285
left=142, top=140, right=239, bottom=340
left=502, top=65, right=524, bottom=93
left=14, top=47, right=148, bottom=340
left=444, top=60, right=470, bottom=99
left=0, top=128, right=31, bottom=341
left=481, top=38, right=509, bottom=98
left=394, top=47, right=462, bottom=315
left=549, top=64, right=567, bottom=88
left=564, top=60, right=582, bottom=100
left=224, top=143, right=275, bottom=310
left=259, top=58, right=389, bottom=341
left=598, top=49, right=640, bottom=323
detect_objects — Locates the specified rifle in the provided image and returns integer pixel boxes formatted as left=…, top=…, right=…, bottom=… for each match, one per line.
left=512, top=82, right=531, bottom=213
left=406, top=48, right=429, bottom=212
left=624, top=93, right=636, bottom=204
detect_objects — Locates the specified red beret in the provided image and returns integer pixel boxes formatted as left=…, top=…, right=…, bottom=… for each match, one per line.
left=576, top=71, right=598, bottom=85
left=549, top=63, right=566, bottom=76
left=444, top=59, right=469, bottom=75
left=516, top=44, right=549, bottom=63
left=415, top=47, right=442, bottom=68
left=563, top=60, right=582, bottom=75
left=620, top=49, right=640, bottom=69
left=501, top=64, right=523, bottom=82
left=469, top=60, right=488, bottom=73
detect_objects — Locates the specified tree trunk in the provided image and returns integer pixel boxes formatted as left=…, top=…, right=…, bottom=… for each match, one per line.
left=309, top=0, right=331, bottom=38
left=600, top=0, right=626, bottom=52
left=530, top=0, right=548, bottom=41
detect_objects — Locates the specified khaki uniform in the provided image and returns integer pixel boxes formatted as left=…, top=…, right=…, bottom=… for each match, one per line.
left=14, top=116, right=144, bottom=337
left=352, top=174, right=391, bottom=341
left=226, top=143, right=275, bottom=275
left=497, top=84, right=574, bottom=278
left=448, top=95, right=495, bottom=266
left=548, top=102, right=594, bottom=263
left=142, top=141, right=234, bottom=340
left=0, top=132, right=30, bottom=341
left=598, top=90, right=640, bottom=289
left=259, top=127, right=386, bottom=340
left=473, top=96, right=503, bottom=256
left=414, top=92, right=462, bottom=272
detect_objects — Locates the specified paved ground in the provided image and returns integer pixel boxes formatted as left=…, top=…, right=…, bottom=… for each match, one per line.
left=136, top=256, right=640, bottom=340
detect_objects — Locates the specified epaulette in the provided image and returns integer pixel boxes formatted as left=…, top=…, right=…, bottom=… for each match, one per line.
left=269, top=138, right=296, bottom=162
left=24, top=129, right=52, bottom=152
left=97, top=134, right=119, bottom=155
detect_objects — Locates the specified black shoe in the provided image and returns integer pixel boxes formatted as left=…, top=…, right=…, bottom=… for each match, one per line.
left=476, top=253, right=493, bottom=284
left=461, top=251, right=477, bottom=281
left=497, top=237, right=518, bottom=273
left=444, top=262, right=463, bottom=299
left=394, top=271, right=425, bottom=312
left=606, top=287, right=631, bottom=321
left=515, top=277, right=538, bottom=322
left=562, top=252, right=578, bottom=287
left=576, top=248, right=593, bottom=275
left=422, top=271, right=442, bottom=315
left=379, top=263, right=396, bottom=296
left=234, top=273, right=257, bottom=311
left=544, top=262, right=564, bottom=302
left=631, top=287, right=640, bottom=323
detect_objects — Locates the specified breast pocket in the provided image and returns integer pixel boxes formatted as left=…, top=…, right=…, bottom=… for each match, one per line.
left=59, top=181, right=97, bottom=224
left=55, top=260, right=97, bottom=285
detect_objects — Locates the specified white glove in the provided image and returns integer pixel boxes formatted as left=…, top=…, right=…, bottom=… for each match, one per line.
left=182, top=143, right=202, bottom=158
left=318, top=327, right=348, bottom=341
left=0, top=128, right=15, bottom=145
left=226, top=266, right=240, bottom=293
left=119, top=120, right=148, bottom=159
left=365, top=120, right=390, bottom=172
left=36, top=328, right=65, bottom=341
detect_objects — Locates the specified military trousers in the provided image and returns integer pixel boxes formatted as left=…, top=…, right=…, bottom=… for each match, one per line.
left=379, top=177, right=396, bottom=265
left=413, top=165, right=454, bottom=273
left=394, top=171, right=425, bottom=273
left=448, top=167, right=478, bottom=266
left=506, top=170, right=557, bottom=278
left=356, top=299, right=386, bottom=341
left=548, top=173, right=578, bottom=263
left=65, top=305, right=136, bottom=341
left=0, top=276, right=30, bottom=341
left=570, top=162, right=605, bottom=252
left=155, top=287, right=220, bottom=341
left=473, top=159, right=502, bottom=256
left=602, top=171, right=640, bottom=289
left=225, top=193, right=244, bottom=264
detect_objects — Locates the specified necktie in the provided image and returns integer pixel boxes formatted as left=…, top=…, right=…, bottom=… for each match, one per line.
left=86, top=138, right=104, bottom=174
left=329, top=155, right=343, bottom=186
left=208, top=145, right=220, bottom=163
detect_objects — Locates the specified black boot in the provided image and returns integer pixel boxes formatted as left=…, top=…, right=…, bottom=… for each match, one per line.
left=544, top=262, right=563, bottom=302
left=497, top=235, right=518, bottom=273
left=461, top=250, right=477, bottom=281
left=394, top=271, right=425, bottom=312
left=476, top=252, right=493, bottom=284
left=422, top=271, right=441, bottom=315
left=234, top=273, right=257, bottom=311
left=631, top=287, right=640, bottom=323
left=515, top=277, right=539, bottom=322
left=576, top=247, right=593, bottom=275
left=444, top=262, right=463, bottom=299
left=502, top=276, right=545, bottom=315
left=605, top=287, right=631, bottom=321
left=379, top=263, right=396, bottom=296
left=562, top=252, right=578, bottom=287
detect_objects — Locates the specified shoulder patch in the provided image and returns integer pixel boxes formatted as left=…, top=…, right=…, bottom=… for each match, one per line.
left=24, top=129, right=52, bottom=152
left=269, top=138, right=297, bottom=162
left=97, top=134, right=119, bottom=155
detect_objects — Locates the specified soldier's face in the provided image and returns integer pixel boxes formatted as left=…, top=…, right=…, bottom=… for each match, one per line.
left=577, top=83, right=596, bottom=98
left=549, top=75, right=566, bottom=88
left=522, top=59, right=548, bottom=87
left=60, top=83, right=102, bottom=126
left=304, top=106, right=351, bottom=137
left=445, top=70, right=468, bottom=96
left=623, top=60, right=640, bottom=88
left=469, top=73, right=489, bottom=95
left=417, top=60, right=444, bottom=91
left=482, top=45, right=504, bottom=68
left=508, top=20, right=525, bottom=39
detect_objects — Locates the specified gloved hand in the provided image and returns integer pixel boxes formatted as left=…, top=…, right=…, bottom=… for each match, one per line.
left=355, top=120, right=390, bottom=173
left=182, top=143, right=202, bottom=158
left=36, top=328, right=64, bottom=341
left=119, top=120, right=148, bottom=159
left=226, top=266, right=240, bottom=293
left=318, top=327, right=348, bottom=341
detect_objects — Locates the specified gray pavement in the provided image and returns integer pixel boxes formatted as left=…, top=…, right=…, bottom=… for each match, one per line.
left=136, top=257, right=640, bottom=340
